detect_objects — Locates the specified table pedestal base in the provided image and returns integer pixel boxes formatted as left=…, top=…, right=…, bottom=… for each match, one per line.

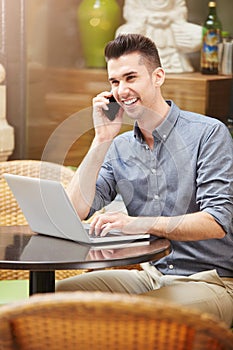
left=30, top=271, right=55, bottom=295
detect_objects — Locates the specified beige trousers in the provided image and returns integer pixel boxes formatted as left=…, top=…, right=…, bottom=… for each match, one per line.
left=56, top=265, right=233, bottom=328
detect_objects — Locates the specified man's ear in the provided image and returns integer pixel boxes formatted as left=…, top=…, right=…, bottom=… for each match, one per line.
left=152, top=67, right=165, bottom=87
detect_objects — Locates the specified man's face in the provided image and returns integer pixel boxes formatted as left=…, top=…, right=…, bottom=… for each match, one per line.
left=107, top=52, right=158, bottom=120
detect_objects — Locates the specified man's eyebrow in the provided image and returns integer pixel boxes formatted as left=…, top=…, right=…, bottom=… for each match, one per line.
left=108, top=71, right=138, bottom=82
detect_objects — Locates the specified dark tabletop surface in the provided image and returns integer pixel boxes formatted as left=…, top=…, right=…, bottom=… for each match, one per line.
left=0, top=226, right=171, bottom=271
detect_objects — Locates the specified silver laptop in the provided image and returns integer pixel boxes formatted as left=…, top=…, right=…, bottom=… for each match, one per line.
left=4, top=173, right=150, bottom=245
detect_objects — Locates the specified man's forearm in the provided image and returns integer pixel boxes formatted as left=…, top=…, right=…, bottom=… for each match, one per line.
left=144, top=211, right=226, bottom=241
left=66, top=138, right=112, bottom=220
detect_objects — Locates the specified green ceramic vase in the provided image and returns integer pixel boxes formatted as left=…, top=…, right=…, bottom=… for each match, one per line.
left=77, top=0, right=121, bottom=68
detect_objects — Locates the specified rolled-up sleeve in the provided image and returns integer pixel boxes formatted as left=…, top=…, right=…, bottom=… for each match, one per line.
left=196, top=122, right=233, bottom=235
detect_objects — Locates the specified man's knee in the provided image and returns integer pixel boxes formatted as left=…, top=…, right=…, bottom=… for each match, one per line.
left=56, top=271, right=113, bottom=292
left=55, top=269, right=145, bottom=294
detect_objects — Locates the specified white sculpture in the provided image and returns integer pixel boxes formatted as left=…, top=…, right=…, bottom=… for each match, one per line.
left=116, top=0, right=202, bottom=73
left=0, top=64, right=14, bottom=160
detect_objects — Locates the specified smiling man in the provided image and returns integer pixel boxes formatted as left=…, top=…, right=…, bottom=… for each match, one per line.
left=56, top=34, right=233, bottom=327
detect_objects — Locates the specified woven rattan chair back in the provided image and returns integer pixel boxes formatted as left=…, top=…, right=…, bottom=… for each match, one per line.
left=0, top=292, right=232, bottom=350
left=0, top=160, right=75, bottom=226
left=0, top=160, right=86, bottom=281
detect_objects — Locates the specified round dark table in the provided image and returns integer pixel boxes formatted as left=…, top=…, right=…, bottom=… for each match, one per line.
left=0, top=226, right=171, bottom=295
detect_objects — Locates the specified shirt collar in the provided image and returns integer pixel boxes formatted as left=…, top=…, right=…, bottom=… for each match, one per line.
left=133, top=100, right=179, bottom=143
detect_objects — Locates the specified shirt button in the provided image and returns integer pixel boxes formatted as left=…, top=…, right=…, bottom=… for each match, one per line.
left=168, top=264, right=174, bottom=270
left=153, top=194, right=159, bottom=200
left=151, top=169, right=156, bottom=174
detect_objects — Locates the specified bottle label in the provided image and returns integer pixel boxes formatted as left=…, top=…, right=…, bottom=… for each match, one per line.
left=201, top=29, right=221, bottom=69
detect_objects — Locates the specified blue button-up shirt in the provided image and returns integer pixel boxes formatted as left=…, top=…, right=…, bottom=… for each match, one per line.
left=89, top=101, right=233, bottom=277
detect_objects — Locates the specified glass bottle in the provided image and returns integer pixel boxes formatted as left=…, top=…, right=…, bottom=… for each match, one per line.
left=200, top=1, right=222, bottom=74
left=77, top=0, right=121, bottom=68
left=227, top=118, right=233, bottom=137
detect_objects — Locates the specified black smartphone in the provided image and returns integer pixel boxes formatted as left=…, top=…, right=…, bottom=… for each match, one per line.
left=103, top=95, right=120, bottom=121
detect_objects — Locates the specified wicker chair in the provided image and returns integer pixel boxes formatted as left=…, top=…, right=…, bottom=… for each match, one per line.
left=0, top=160, right=87, bottom=281
left=0, top=291, right=232, bottom=350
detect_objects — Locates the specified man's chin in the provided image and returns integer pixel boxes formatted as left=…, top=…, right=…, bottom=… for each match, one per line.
left=124, top=105, right=144, bottom=120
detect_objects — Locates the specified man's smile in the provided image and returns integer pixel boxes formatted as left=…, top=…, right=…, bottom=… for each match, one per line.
left=121, top=97, right=139, bottom=106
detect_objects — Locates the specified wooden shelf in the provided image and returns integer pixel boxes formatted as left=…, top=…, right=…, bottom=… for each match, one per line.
left=162, top=72, right=232, bottom=123
left=26, top=68, right=233, bottom=165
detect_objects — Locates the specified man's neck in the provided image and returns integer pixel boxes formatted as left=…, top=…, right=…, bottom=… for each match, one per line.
left=137, top=99, right=170, bottom=149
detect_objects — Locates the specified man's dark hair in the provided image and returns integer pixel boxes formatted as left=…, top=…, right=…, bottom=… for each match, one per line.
left=105, top=34, right=162, bottom=71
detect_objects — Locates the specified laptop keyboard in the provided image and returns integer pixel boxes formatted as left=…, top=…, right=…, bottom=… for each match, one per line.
left=86, top=228, right=123, bottom=238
